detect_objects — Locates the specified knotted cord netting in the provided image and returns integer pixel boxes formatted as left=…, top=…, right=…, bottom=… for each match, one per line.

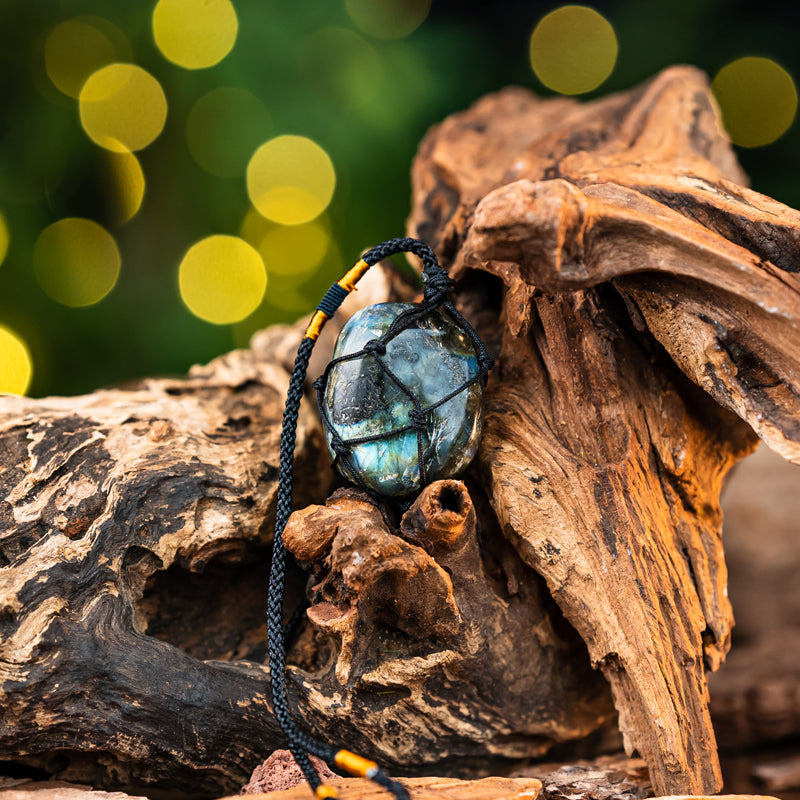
left=266, top=237, right=493, bottom=799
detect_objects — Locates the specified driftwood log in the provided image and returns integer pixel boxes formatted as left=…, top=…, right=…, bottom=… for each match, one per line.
left=2, top=66, right=800, bottom=798
left=409, top=64, right=800, bottom=794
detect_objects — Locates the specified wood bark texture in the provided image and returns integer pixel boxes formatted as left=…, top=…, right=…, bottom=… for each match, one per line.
left=2, top=66, right=800, bottom=799
left=512, top=754, right=652, bottom=800
left=0, top=326, right=332, bottom=795
left=0, top=783, right=148, bottom=800
left=282, top=481, right=612, bottom=766
left=406, top=65, right=800, bottom=795
left=240, top=774, right=543, bottom=800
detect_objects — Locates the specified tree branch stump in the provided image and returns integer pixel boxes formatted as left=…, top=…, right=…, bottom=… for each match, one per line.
left=3, top=67, right=800, bottom=799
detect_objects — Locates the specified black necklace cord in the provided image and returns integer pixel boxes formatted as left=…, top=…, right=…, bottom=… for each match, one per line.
left=266, top=237, right=493, bottom=800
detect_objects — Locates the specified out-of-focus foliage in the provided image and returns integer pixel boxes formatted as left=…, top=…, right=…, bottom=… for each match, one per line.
left=0, top=0, right=797, bottom=397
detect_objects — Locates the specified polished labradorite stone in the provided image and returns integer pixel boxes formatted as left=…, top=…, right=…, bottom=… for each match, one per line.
left=322, top=302, right=484, bottom=498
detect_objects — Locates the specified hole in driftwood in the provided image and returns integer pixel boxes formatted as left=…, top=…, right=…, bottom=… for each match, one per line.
left=135, top=543, right=306, bottom=663
left=437, top=484, right=464, bottom=514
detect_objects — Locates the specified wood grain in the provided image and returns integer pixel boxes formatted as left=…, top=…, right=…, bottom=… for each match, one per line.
left=408, top=65, right=800, bottom=794
left=226, top=775, right=542, bottom=800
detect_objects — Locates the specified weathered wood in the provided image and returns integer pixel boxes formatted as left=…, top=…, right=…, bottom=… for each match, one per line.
left=232, top=775, right=543, bottom=800
left=408, top=65, right=800, bottom=795
left=3, top=66, right=800, bottom=799
left=0, top=290, right=609, bottom=794
left=0, top=324, right=333, bottom=795
left=511, top=753, right=652, bottom=800
left=0, top=278, right=405, bottom=795
left=282, top=482, right=612, bottom=764
left=0, top=782, right=148, bottom=800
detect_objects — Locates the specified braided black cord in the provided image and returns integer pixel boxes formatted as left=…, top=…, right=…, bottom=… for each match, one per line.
left=267, top=238, right=486, bottom=800
left=371, top=770, right=409, bottom=796
left=267, top=337, right=337, bottom=791
left=284, top=597, right=310, bottom=651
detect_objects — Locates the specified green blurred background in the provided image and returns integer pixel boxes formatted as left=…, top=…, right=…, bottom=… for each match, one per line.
left=1, top=0, right=798, bottom=398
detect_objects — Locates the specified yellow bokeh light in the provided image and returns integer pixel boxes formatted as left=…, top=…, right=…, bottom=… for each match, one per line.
left=0, top=326, right=33, bottom=396
left=258, top=221, right=330, bottom=279
left=712, top=57, right=798, bottom=148
left=187, top=88, right=270, bottom=177
left=107, top=149, right=145, bottom=223
left=529, top=6, right=617, bottom=95
left=0, top=213, right=9, bottom=267
left=34, top=218, right=121, bottom=307
left=238, top=208, right=335, bottom=285
left=79, top=64, right=167, bottom=152
left=153, top=0, right=238, bottom=69
left=345, top=0, right=431, bottom=39
left=246, top=135, right=336, bottom=225
left=179, top=235, right=267, bottom=324
left=44, top=17, right=130, bottom=98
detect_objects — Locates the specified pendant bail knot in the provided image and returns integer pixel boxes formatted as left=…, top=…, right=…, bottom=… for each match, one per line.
left=478, top=352, right=495, bottom=372
left=422, top=272, right=455, bottom=305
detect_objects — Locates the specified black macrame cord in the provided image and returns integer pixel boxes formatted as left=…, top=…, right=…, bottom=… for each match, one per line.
left=266, top=237, right=493, bottom=799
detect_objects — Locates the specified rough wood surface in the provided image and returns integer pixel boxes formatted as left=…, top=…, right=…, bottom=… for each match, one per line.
left=0, top=782, right=147, bottom=800
left=0, top=276, right=399, bottom=795
left=226, top=787, right=782, bottom=800
left=0, top=325, right=333, bottom=795
left=3, top=66, right=800, bottom=799
left=230, top=775, right=543, bottom=800
left=408, top=65, right=800, bottom=795
left=512, top=754, right=652, bottom=800
left=282, top=482, right=612, bottom=764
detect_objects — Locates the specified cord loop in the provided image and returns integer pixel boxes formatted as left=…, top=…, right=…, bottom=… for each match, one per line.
left=267, top=237, right=492, bottom=800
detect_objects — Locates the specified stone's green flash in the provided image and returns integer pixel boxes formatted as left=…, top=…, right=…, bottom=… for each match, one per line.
left=322, top=302, right=484, bottom=497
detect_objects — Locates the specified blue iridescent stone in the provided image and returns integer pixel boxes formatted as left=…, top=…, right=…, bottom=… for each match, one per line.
left=322, top=302, right=484, bottom=498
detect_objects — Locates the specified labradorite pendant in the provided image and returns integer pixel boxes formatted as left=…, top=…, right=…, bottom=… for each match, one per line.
left=321, top=302, right=484, bottom=498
